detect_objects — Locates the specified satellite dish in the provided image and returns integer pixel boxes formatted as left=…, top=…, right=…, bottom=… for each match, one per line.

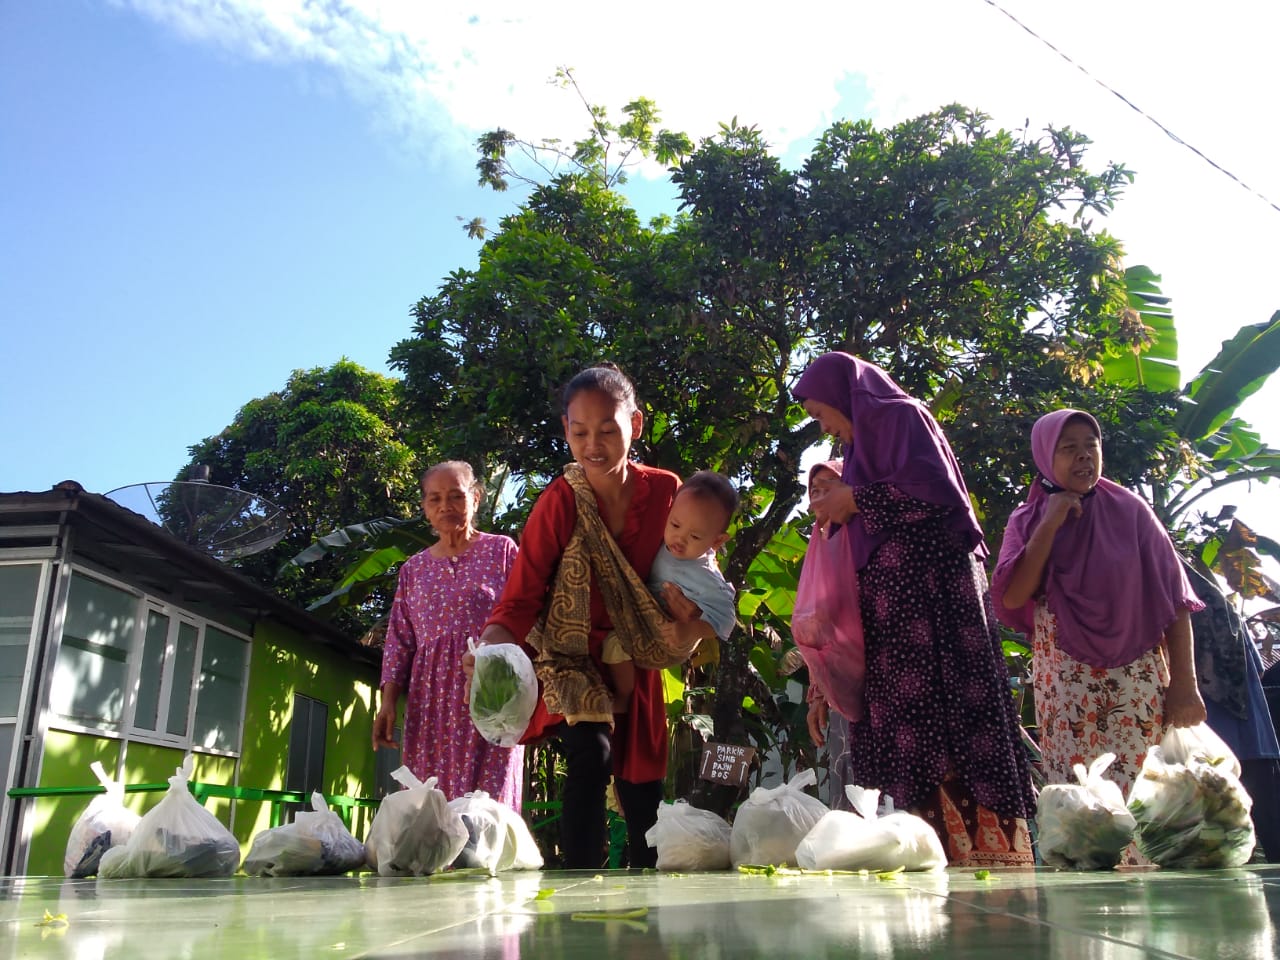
left=104, top=480, right=290, bottom=561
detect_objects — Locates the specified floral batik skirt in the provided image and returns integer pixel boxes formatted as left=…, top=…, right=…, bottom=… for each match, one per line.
left=911, top=774, right=1035, bottom=867
left=1031, top=600, right=1170, bottom=798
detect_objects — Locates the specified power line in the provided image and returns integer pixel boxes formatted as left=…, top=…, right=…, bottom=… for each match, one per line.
left=983, top=0, right=1280, bottom=216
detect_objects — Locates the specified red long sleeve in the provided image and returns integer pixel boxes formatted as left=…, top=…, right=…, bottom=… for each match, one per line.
left=485, top=463, right=679, bottom=782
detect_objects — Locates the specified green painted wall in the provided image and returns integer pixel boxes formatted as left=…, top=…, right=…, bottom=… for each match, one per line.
left=21, top=621, right=379, bottom=875
left=27, top=731, right=122, bottom=876
left=235, top=620, right=379, bottom=843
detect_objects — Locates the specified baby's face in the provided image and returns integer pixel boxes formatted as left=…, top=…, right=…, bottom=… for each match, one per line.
left=664, top=492, right=729, bottom=560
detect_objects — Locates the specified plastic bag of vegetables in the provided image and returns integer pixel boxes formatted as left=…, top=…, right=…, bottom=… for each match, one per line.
left=64, top=760, right=142, bottom=878
left=97, top=756, right=240, bottom=879
left=1036, top=753, right=1136, bottom=870
left=446, top=790, right=543, bottom=874
left=364, top=767, right=469, bottom=877
left=796, top=785, right=945, bottom=872
left=468, top=640, right=538, bottom=747
left=1128, top=723, right=1255, bottom=868
left=645, top=800, right=733, bottom=871
left=243, top=792, right=367, bottom=876
left=729, top=768, right=828, bottom=867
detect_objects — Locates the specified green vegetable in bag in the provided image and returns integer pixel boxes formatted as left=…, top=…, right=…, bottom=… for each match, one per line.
left=468, top=641, right=538, bottom=747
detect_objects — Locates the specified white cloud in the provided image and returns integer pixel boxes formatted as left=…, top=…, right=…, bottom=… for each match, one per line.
left=120, top=0, right=1279, bottom=368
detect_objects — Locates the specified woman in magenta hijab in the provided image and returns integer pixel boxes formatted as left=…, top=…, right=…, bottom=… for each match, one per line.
left=992, top=409, right=1206, bottom=796
left=793, top=352, right=1036, bottom=867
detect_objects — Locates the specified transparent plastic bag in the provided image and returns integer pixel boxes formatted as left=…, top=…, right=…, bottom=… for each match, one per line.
left=729, top=768, right=829, bottom=867
left=645, top=800, right=733, bottom=871
left=64, top=761, right=142, bottom=878
left=1128, top=724, right=1255, bottom=868
left=791, top=527, right=865, bottom=722
left=449, top=791, right=514, bottom=875
left=243, top=792, right=366, bottom=876
left=97, top=756, right=240, bottom=879
left=1160, top=722, right=1240, bottom=776
left=364, top=767, right=469, bottom=876
left=796, top=785, right=945, bottom=872
left=1036, top=753, right=1136, bottom=870
left=468, top=640, right=538, bottom=748
left=498, top=799, right=544, bottom=871
left=447, top=790, right=543, bottom=874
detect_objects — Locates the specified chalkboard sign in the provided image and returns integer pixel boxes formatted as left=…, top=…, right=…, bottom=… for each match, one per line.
left=697, top=741, right=755, bottom=786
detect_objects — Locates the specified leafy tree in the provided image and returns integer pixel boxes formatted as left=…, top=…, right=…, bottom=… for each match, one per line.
left=179, top=360, right=422, bottom=633
left=390, top=94, right=1149, bottom=810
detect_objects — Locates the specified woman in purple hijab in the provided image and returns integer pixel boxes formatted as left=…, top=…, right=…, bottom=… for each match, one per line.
left=992, top=408, right=1206, bottom=796
left=794, top=352, right=1036, bottom=867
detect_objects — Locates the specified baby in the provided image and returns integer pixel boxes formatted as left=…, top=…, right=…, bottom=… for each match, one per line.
left=604, top=471, right=739, bottom=712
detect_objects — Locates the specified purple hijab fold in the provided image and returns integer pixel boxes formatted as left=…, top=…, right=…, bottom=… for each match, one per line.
left=992, top=408, right=1204, bottom=668
left=793, top=352, right=987, bottom=569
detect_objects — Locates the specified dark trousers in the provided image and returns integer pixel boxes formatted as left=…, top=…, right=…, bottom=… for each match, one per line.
left=557, top=721, right=663, bottom=869
left=1240, top=758, right=1280, bottom=863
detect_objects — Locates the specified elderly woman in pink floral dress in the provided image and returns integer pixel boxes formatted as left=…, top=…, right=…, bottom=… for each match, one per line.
left=372, top=461, right=523, bottom=812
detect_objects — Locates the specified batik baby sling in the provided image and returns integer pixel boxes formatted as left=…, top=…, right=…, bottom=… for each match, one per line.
left=526, top=463, right=681, bottom=724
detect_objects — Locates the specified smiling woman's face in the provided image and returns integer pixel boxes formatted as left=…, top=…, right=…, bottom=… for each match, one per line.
left=1051, top=418, right=1103, bottom=495
left=802, top=398, right=853, bottom=445
left=562, top=387, right=641, bottom=479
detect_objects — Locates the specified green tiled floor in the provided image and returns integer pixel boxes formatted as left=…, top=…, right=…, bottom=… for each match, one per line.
left=2, top=866, right=1277, bottom=958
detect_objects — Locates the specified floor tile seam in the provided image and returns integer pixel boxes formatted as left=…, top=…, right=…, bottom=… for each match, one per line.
left=341, top=905, right=515, bottom=958
left=341, top=876, right=607, bottom=959
left=925, top=890, right=1194, bottom=960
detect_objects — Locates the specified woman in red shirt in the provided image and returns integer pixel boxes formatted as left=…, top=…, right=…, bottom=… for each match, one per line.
left=467, top=364, right=700, bottom=868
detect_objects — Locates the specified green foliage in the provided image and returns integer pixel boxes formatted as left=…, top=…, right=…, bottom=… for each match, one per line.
left=1098, top=265, right=1181, bottom=391
left=389, top=99, right=1153, bottom=804
left=179, top=360, right=422, bottom=634
left=473, top=67, right=692, bottom=194
left=1177, top=312, right=1280, bottom=443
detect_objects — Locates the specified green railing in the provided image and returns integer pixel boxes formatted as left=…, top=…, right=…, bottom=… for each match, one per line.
left=6, top=782, right=377, bottom=830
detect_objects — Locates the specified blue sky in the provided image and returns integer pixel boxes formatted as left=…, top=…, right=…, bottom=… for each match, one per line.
left=4, top=0, right=1279, bottom=533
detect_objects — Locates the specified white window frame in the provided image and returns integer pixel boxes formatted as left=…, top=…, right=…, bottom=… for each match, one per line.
left=50, top=564, right=252, bottom=758
left=190, top=621, right=252, bottom=757
left=125, top=603, right=202, bottom=748
left=0, top=559, right=52, bottom=862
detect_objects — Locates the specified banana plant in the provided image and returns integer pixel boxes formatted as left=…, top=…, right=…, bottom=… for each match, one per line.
left=282, top=463, right=516, bottom=621
left=1159, top=312, right=1280, bottom=526
left=1102, top=267, right=1280, bottom=524
left=1103, top=265, right=1280, bottom=628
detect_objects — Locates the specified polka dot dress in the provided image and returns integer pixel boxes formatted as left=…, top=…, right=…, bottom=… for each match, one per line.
left=851, top=483, right=1035, bottom=821
left=380, top=532, right=523, bottom=811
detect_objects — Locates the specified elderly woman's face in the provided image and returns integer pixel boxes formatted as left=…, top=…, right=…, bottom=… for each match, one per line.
left=1051, top=419, right=1103, bottom=495
left=808, top=466, right=842, bottom=527
left=421, top=467, right=478, bottom=534
left=802, top=398, right=853, bottom=446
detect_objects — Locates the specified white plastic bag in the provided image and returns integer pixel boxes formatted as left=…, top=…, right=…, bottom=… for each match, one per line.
left=449, top=791, right=514, bottom=874
left=364, top=767, right=469, bottom=876
left=97, top=756, right=240, bottom=879
left=447, top=790, right=543, bottom=874
left=645, top=800, right=733, bottom=871
left=1159, top=722, right=1240, bottom=776
left=497, top=799, right=544, bottom=871
left=242, top=792, right=367, bottom=876
left=1036, top=753, right=1136, bottom=870
left=729, top=768, right=829, bottom=867
left=1128, top=723, right=1255, bottom=868
left=64, top=761, right=142, bottom=878
left=796, top=785, right=945, bottom=872
left=468, top=641, right=538, bottom=748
